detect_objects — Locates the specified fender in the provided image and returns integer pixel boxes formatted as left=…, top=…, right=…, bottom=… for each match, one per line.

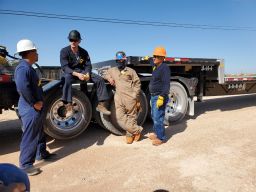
left=170, top=76, right=198, bottom=117
left=42, top=79, right=63, bottom=95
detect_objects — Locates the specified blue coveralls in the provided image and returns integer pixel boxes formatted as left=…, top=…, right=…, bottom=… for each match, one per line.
left=14, top=60, right=47, bottom=169
left=60, top=46, right=109, bottom=103
left=149, top=62, right=170, bottom=141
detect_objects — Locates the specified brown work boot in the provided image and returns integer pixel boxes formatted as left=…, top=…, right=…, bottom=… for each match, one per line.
left=133, top=133, right=141, bottom=142
left=152, top=138, right=165, bottom=146
left=134, top=126, right=143, bottom=142
left=65, top=103, right=73, bottom=117
left=96, top=102, right=111, bottom=115
left=148, top=133, right=157, bottom=140
left=126, top=135, right=134, bottom=144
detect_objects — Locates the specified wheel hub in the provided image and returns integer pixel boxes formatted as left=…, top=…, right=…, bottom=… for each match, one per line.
left=50, top=99, right=84, bottom=131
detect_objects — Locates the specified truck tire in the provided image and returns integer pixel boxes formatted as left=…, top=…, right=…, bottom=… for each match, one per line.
left=43, top=88, right=92, bottom=140
left=164, top=81, right=188, bottom=124
left=96, top=90, right=148, bottom=135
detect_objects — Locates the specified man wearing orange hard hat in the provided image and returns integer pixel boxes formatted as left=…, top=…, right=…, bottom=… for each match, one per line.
left=148, top=46, right=170, bottom=146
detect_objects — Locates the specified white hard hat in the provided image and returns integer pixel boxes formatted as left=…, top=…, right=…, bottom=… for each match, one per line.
left=16, top=39, right=37, bottom=53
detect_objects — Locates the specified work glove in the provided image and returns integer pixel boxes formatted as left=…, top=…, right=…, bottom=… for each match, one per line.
left=156, top=96, right=164, bottom=108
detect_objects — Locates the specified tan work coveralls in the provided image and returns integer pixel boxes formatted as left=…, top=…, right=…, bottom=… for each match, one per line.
left=105, top=67, right=143, bottom=135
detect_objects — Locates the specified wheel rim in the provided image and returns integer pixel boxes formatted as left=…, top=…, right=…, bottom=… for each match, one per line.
left=165, top=90, right=182, bottom=118
left=49, top=98, right=86, bottom=132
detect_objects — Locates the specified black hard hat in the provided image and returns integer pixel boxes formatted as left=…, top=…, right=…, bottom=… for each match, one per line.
left=68, top=30, right=82, bottom=41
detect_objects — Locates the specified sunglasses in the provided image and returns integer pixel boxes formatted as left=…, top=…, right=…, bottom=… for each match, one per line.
left=69, top=39, right=79, bottom=43
left=153, top=55, right=164, bottom=59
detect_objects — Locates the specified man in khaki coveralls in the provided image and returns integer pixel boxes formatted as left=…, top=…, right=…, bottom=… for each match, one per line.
left=104, top=51, right=143, bottom=144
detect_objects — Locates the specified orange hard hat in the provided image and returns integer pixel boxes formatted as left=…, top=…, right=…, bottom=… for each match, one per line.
left=153, top=47, right=166, bottom=57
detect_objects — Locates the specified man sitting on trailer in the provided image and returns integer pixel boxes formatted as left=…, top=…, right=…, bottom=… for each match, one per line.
left=60, top=30, right=111, bottom=116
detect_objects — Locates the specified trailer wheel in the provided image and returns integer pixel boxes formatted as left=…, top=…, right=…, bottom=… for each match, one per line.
left=43, top=88, right=92, bottom=140
left=164, top=81, right=188, bottom=124
left=96, top=90, right=148, bottom=135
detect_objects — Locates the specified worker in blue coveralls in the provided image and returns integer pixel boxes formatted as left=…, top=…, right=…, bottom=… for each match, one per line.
left=60, top=30, right=111, bottom=116
left=14, top=39, right=56, bottom=176
left=148, top=47, right=170, bottom=146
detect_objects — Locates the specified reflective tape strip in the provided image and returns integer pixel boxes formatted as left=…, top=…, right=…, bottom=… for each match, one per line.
left=0, top=75, right=12, bottom=82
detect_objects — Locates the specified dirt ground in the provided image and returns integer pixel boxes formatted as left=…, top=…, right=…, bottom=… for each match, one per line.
left=0, top=94, right=256, bottom=192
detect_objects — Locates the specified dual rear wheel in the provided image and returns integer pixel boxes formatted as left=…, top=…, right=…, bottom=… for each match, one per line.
left=43, top=81, right=189, bottom=139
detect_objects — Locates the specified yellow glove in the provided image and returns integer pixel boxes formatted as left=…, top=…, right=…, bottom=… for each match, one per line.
left=156, top=96, right=164, bottom=108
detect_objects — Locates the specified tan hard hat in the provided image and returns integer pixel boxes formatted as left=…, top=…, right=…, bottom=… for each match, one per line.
left=153, top=47, right=167, bottom=57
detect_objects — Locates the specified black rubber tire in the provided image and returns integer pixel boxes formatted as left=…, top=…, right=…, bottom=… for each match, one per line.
left=164, top=81, right=188, bottom=124
left=43, top=88, right=92, bottom=140
left=95, top=90, right=148, bottom=135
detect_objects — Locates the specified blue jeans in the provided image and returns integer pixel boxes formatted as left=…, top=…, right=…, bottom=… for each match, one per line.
left=151, top=95, right=168, bottom=141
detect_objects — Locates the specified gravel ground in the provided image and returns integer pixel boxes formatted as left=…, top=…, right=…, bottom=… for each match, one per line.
left=0, top=94, right=256, bottom=192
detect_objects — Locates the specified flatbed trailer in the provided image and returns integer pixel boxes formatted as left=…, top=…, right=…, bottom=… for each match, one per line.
left=1, top=56, right=256, bottom=139
left=92, top=56, right=256, bottom=121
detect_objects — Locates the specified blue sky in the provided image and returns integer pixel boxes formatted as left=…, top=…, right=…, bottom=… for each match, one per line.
left=1, top=0, right=255, bottom=74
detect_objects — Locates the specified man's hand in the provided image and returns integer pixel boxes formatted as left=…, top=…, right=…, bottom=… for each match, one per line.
left=156, top=96, right=164, bottom=108
left=108, top=78, right=115, bottom=86
left=34, top=101, right=43, bottom=111
left=72, top=71, right=84, bottom=81
left=136, top=98, right=142, bottom=112
left=77, top=73, right=85, bottom=81
left=83, top=73, right=90, bottom=81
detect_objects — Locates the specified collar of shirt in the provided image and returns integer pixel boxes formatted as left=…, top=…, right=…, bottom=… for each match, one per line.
left=120, top=67, right=129, bottom=74
left=20, top=59, right=32, bottom=67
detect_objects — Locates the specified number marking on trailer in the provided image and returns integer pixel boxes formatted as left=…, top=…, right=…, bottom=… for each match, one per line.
left=201, top=65, right=213, bottom=71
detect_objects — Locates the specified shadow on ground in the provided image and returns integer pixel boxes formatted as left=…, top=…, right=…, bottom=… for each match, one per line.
left=0, top=121, right=110, bottom=159
left=193, top=94, right=256, bottom=119
left=1, top=94, right=255, bottom=161
left=143, top=94, right=256, bottom=142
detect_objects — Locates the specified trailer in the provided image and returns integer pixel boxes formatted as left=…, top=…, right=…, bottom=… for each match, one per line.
left=1, top=53, right=256, bottom=140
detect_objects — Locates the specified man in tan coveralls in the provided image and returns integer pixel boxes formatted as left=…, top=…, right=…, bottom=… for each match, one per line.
left=104, top=51, right=143, bottom=144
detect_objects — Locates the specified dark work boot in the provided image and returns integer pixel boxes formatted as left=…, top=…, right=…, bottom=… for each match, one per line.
left=36, top=151, right=57, bottom=162
left=22, top=166, right=41, bottom=176
left=65, top=103, right=74, bottom=117
left=96, top=102, right=111, bottom=115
